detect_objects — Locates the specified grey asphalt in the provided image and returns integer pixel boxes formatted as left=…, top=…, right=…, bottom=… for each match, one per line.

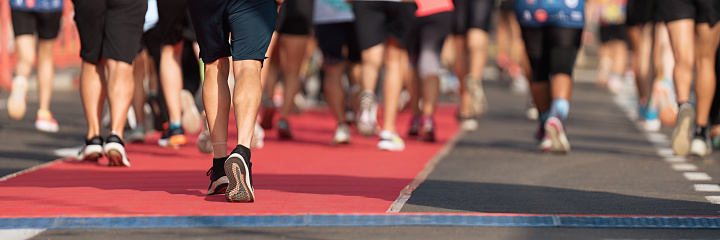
left=2, top=72, right=720, bottom=239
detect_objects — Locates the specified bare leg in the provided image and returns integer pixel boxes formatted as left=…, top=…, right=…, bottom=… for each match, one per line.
left=694, top=23, right=720, bottom=127
left=278, top=35, right=310, bottom=120
left=160, top=42, right=185, bottom=124
left=421, top=74, right=440, bottom=116
left=627, top=24, right=654, bottom=101
left=80, top=61, right=108, bottom=139
left=203, top=58, right=231, bottom=158
left=232, top=60, right=263, bottom=147
left=666, top=19, right=695, bottom=104
left=106, top=59, right=135, bottom=138
left=36, top=39, right=56, bottom=112
left=132, top=50, right=148, bottom=125
left=13, top=35, right=35, bottom=78
left=323, top=62, right=348, bottom=123
left=381, top=39, right=406, bottom=133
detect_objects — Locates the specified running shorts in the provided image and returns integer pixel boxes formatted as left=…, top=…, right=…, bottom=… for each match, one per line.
left=11, top=9, right=62, bottom=39
left=499, top=0, right=516, bottom=13
left=658, top=0, right=720, bottom=25
left=352, top=1, right=417, bottom=51
left=599, top=25, right=628, bottom=43
left=187, top=0, right=278, bottom=63
left=521, top=26, right=583, bottom=82
left=314, top=22, right=361, bottom=64
left=157, top=0, right=187, bottom=45
left=407, top=11, right=452, bottom=78
left=452, top=0, right=494, bottom=33
left=276, top=0, right=314, bottom=35
left=626, top=0, right=656, bottom=25
left=515, top=0, right=585, bottom=29
left=73, top=0, right=147, bottom=64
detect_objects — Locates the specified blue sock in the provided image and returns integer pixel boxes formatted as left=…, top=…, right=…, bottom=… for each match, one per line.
left=539, top=111, right=551, bottom=126
left=550, top=98, right=569, bottom=122
left=170, top=121, right=182, bottom=130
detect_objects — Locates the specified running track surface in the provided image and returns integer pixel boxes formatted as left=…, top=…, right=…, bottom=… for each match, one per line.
left=0, top=106, right=458, bottom=218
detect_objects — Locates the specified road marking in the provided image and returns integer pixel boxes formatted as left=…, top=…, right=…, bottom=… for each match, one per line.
left=671, top=163, right=698, bottom=171
left=695, top=184, right=720, bottom=192
left=656, top=148, right=674, bottom=157
left=387, top=131, right=465, bottom=213
left=646, top=132, right=668, bottom=143
left=683, top=172, right=712, bottom=181
left=53, top=146, right=82, bottom=158
left=663, top=156, right=686, bottom=163
left=706, top=196, right=720, bottom=204
left=0, top=229, right=45, bottom=240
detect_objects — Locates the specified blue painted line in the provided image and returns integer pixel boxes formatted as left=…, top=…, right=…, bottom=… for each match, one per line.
left=1, top=214, right=719, bottom=229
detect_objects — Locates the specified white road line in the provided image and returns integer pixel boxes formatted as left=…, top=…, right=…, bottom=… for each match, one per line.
left=387, top=131, right=465, bottom=213
left=694, top=184, right=720, bottom=192
left=683, top=172, right=712, bottom=181
left=706, top=196, right=720, bottom=204
left=53, top=146, right=82, bottom=158
left=656, top=148, right=674, bottom=157
left=663, top=156, right=686, bottom=163
left=0, top=229, right=45, bottom=240
left=671, top=163, right=698, bottom=171
left=646, top=132, right=668, bottom=143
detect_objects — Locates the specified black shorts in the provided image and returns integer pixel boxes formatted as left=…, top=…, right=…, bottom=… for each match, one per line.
left=599, top=25, right=628, bottom=43
left=157, top=0, right=188, bottom=45
left=626, top=0, right=656, bottom=25
left=658, top=0, right=720, bottom=25
left=314, top=22, right=361, bottom=64
left=407, top=11, right=453, bottom=77
left=352, top=1, right=417, bottom=51
left=521, top=26, right=583, bottom=82
left=452, top=0, right=494, bottom=34
left=499, top=0, right=515, bottom=13
left=11, top=10, right=62, bottom=39
left=73, top=0, right=147, bottom=64
left=187, top=0, right=278, bottom=63
left=276, top=0, right=314, bottom=35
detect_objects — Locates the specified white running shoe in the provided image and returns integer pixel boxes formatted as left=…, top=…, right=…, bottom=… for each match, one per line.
left=544, top=117, right=570, bottom=154
left=197, top=115, right=212, bottom=153
left=378, top=130, right=405, bottom=151
left=181, top=89, right=202, bottom=135
left=250, top=122, right=265, bottom=149
left=333, top=123, right=351, bottom=144
left=671, top=103, right=694, bottom=156
left=460, top=118, right=479, bottom=131
left=690, top=136, right=712, bottom=157
left=104, top=134, right=131, bottom=167
left=35, top=110, right=59, bottom=133
left=8, top=76, right=27, bottom=120
left=356, top=90, right=379, bottom=136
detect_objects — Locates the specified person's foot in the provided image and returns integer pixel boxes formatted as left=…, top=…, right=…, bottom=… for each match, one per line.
left=8, top=76, right=27, bottom=121
left=690, top=126, right=712, bottom=157
left=277, top=119, right=292, bottom=140
left=35, top=109, right=59, bottom=133
left=180, top=89, right=202, bottom=135
left=459, top=116, right=478, bottom=132
left=197, top=113, right=213, bottom=153
left=378, top=130, right=405, bottom=151
left=420, top=116, right=435, bottom=142
left=159, top=122, right=187, bottom=148
left=407, top=115, right=421, bottom=137
left=146, top=94, right=164, bottom=132
left=250, top=122, right=265, bottom=149
left=104, top=134, right=130, bottom=167
left=206, top=159, right=229, bottom=195
left=332, top=122, right=351, bottom=144
left=671, top=103, right=695, bottom=157
left=356, top=90, right=379, bottom=137
left=125, top=125, right=145, bottom=143
left=224, top=147, right=254, bottom=202
left=464, top=76, right=488, bottom=117
left=77, top=136, right=104, bottom=162
left=260, top=99, right=276, bottom=130
left=544, top=117, right=570, bottom=154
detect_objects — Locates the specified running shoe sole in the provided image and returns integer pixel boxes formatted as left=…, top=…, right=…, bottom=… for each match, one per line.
left=544, top=117, right=570, bottom=154
left=78, top=145, right=103, bottom=161
left=207, top=176, right=229, bottom=195
left=104, top=142, right=131, bottom=167
left=35, top=120, right=59, bottom=133
left=224, top=154, right=254, bottom=202
left=671, top=105, right=694, bottom=156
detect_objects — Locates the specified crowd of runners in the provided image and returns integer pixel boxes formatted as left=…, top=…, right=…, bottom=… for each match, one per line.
left=6, top=0, right=720, bottom=202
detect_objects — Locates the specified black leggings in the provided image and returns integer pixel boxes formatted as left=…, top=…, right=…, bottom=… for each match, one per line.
left=710, top=47, right=720, bottom=125
left=521, top=26, right=583, bottom=82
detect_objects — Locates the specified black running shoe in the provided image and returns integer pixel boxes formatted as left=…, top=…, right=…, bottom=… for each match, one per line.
left=77, top=136, right=103, bottom=161
left=104, top=134, right=131, bottom=167
left=277, top=119, right=292, bottom=140
left=408, top=116, right=420, bottom=136
left=147, top=95, right=164, bottom=132
left=224, top=149, right=254, bottom=202
left=421, top=117, right=436, bottom=142
left=206, top=163, right=228, bottom=195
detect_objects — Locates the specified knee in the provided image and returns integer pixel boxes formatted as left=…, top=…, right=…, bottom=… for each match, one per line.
left=550, top=46, right=578, bottom=76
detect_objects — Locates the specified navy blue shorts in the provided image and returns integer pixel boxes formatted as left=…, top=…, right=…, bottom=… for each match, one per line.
left=187, top=0, right=278, bottom=63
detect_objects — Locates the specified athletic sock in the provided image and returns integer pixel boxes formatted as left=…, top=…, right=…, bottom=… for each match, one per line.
left=695, top=126, right=708, bottom=138
left=550, top=98, right=570, bottom=122
left=213, top=157, right=226, bottom=169
left=170, top=121, right=182, bottom=130
left=232, top=144, right=252, bottom=161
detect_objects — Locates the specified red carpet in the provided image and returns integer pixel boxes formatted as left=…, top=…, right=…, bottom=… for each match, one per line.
left=0, top=105, right=458, bottom=218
